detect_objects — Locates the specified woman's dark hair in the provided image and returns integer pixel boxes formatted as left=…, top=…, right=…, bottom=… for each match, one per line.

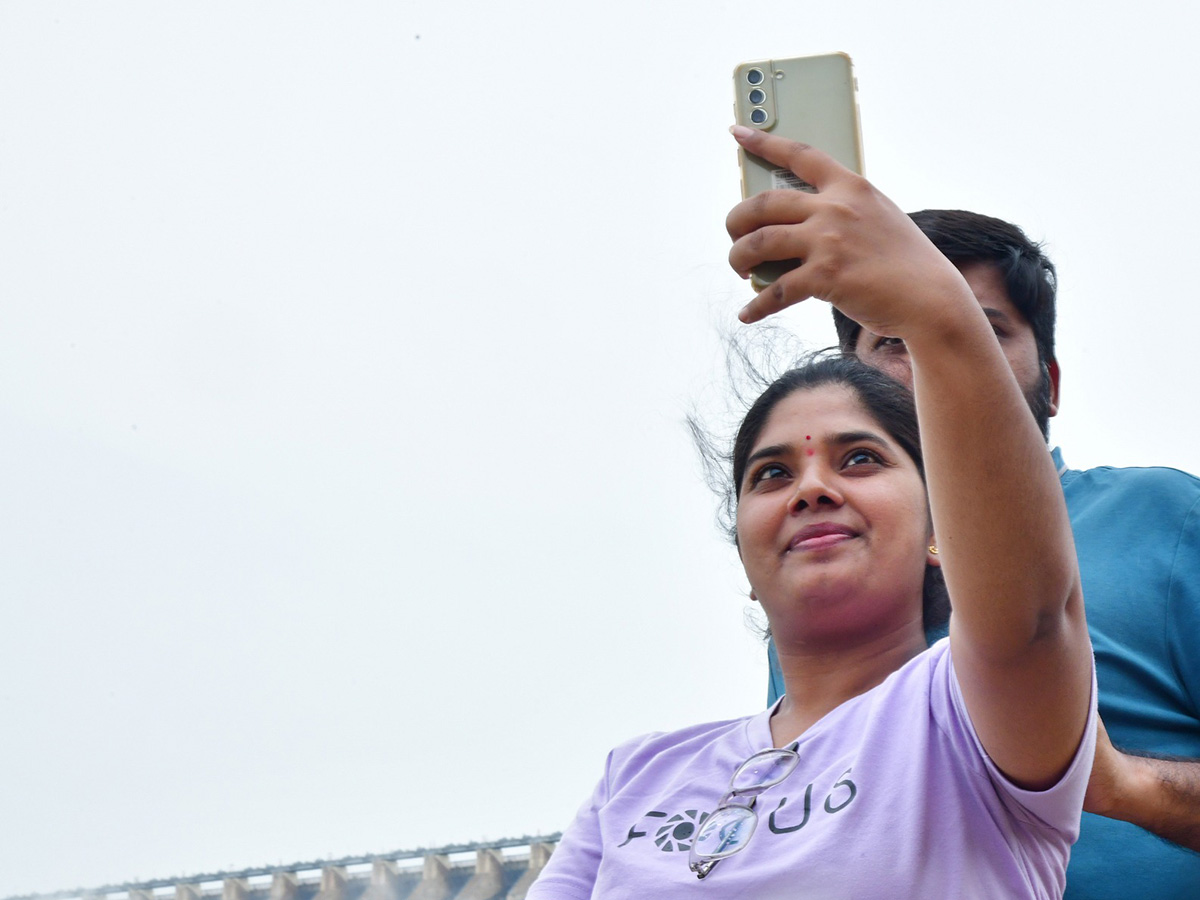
left=693, top=348, right=949, bottom=634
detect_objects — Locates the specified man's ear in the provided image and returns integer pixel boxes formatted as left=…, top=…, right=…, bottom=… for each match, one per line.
left=1048, top=358, right=1061, bottom=418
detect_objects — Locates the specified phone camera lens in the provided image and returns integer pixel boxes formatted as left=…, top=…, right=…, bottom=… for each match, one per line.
left=750, top=107, right=768, bottom=125
left=746, top=68, right=765, bottom=85
left=748, top=88, right=766, bottom=104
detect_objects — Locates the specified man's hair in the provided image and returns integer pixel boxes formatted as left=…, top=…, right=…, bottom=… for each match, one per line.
left=832, top=210, right=1057, bottom=364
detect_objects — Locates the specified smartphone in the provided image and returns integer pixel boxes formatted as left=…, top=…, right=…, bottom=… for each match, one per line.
left=733, top=52, right=864, bottom=287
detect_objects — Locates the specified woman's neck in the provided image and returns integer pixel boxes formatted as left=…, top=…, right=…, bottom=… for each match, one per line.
left=768, top=626, right=928, bottom=747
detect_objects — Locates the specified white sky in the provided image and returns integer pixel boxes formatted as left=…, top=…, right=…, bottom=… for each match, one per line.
left=4, top=1, right=1200, bottom=894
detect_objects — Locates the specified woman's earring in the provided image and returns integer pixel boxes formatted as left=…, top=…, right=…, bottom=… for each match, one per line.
left=928, top=544, right=939, bottom=555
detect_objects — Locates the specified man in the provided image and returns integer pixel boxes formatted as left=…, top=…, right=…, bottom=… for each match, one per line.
left=759, top=208, right=1200, bottom=898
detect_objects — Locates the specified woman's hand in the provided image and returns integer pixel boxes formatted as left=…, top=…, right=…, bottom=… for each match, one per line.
left=725, top=125, right=970, bottom=337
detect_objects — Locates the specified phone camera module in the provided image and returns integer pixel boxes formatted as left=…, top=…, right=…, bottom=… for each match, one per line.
left=748, top=88, right=766, bottom=104
left=750, top=107, right=768, bottom=125
left=746, top=68, right=765, bottom=85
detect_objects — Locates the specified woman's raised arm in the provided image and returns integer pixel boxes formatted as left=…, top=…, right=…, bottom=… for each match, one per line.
left=726, top=125, right=1093, bottom=789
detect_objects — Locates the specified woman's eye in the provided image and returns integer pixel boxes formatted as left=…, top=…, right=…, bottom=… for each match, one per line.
left=844, top=449, right=883, bottom=468
left=875, top=336, right=906, bottom=351
left=751, top=463, right=789, bottom=485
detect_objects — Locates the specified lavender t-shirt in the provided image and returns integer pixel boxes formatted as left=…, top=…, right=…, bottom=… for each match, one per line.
left=529, top=639, right=1096, bottom=900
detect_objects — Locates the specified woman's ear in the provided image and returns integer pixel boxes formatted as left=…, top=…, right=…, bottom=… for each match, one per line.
left=927, top=536, right=942, bottom=568
left=749, top=589, right=758, bottom=603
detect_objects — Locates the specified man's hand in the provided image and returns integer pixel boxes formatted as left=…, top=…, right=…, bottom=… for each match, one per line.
left=725, top=125, right=968, bottom=334
left=1085, top=716, right=1200, bottom=853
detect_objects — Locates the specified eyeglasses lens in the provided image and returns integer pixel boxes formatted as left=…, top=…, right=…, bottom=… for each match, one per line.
left=691, top=805, right=758, bottom=860
left=730, top=748, right=800, bottom=792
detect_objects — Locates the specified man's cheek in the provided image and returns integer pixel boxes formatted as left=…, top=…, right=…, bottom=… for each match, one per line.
left=870, top=356, right=914, bottom=388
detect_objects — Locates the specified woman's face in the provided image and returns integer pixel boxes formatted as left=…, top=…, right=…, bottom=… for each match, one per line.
left=735, top=384, right=935, bottom=644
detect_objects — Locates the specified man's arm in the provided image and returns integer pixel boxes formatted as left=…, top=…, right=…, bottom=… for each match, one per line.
left=1086, top=718, right=1200, bottom=852
left=1091, top=488, right=1200, bottom=852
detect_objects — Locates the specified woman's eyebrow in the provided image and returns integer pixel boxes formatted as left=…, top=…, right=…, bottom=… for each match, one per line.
left=744, top=443, right=791, bottom=470
left=831, top=430, right=890, bottom=449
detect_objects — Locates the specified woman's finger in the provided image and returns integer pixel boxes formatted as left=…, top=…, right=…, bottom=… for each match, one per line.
left=729, top=125, right=849, bottom=192
left=725, top=187, right=818, bottom=242
left=737, top=266, right=816, bottom=324
left=728, top=223, right=812, bottom=280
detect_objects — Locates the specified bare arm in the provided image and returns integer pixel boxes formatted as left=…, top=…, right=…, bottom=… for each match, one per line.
left=1086, top=719, right=1200, bottom=852
left=726, top=125, right=1093, bottom=789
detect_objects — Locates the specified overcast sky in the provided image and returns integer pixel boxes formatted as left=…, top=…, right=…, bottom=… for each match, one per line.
left=5, top=1, right=1200, bottom=895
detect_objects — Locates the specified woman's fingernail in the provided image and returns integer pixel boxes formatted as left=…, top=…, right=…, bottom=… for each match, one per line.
left=730, top=124, right=755, bottom=140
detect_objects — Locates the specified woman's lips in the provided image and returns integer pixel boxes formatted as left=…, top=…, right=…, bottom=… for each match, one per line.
left=787, top=523, right=857, bottom=552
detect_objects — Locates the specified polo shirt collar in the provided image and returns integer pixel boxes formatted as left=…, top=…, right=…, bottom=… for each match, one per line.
left=1051, top=445, right=1067, bottom=477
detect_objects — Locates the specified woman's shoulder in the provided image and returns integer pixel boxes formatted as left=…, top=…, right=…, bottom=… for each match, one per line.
left=603, top=709, right=769, bottom=787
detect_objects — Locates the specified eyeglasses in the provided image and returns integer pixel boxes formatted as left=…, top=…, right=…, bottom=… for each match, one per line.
left=688, top=744, right=800, bottom=879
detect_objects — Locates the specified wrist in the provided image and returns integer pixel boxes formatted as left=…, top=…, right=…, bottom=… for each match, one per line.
left=896, top=282, right=1004, bottom=379
left=1105, top=752, right=1171, bottom=829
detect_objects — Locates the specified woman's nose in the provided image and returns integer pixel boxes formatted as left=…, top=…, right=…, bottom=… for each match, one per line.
left=788, top=467, right=844, bottom=512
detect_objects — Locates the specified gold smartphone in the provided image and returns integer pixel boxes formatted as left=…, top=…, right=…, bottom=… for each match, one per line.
left=734, top=52, right=865, bottom=287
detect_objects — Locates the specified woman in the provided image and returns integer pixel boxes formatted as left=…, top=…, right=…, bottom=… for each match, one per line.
left=527, top=128, right=1095, bottom=899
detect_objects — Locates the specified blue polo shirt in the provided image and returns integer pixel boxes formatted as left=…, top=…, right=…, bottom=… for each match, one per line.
left=766, top=448, right=1200, bottom=897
